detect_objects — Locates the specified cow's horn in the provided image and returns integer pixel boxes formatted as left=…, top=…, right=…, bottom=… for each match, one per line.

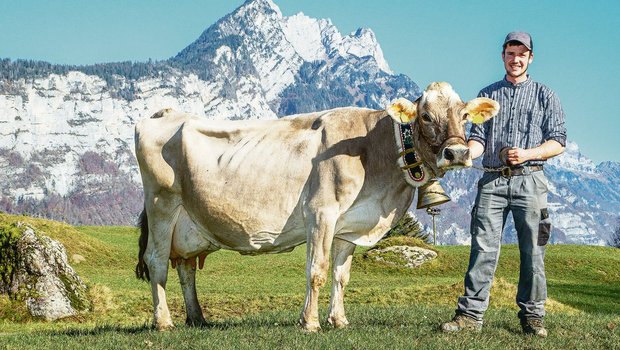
left=416, top=179, right=451, bottom=209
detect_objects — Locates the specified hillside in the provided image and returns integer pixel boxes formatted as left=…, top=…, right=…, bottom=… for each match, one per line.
left=1, top=214, right=618, bottom=345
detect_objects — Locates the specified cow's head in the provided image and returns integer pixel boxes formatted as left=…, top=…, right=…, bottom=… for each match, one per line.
left=387, top=82, right=499, bottom=176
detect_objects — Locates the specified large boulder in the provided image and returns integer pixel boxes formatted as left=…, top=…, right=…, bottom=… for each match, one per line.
left=365, top=245, right=438, bottom=268
left=0, top=221, right=90, bottom=320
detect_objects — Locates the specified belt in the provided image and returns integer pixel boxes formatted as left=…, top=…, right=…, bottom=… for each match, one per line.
left=492, top=165, right=544, bottom=177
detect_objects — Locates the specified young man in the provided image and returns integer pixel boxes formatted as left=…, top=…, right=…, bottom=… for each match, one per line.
left=441, top=32, right=567, bottom=337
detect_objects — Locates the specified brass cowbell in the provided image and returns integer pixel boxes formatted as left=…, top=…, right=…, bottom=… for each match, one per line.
left=416, top=179, right=451, bottom=209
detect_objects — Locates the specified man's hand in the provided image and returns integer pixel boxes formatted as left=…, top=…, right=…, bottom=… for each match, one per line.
left=505, top=147, right=529, bottom=166
left=502, top=140, right=565, bottom=166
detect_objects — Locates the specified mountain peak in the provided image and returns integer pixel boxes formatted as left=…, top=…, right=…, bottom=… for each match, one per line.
left=338, top=27, right=392, bottom=74
left=238, top=0, right=282, bottom=18
left=549, top=140, right=597, bottom=174
left=175, top=0, right=394, bottom=87
left=353, top=27, right=374, bottom=38
left=282, top=12, right=329, bottom=62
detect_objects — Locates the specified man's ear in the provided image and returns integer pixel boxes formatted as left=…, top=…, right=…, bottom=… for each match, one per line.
left=387, top=98, right=418, bottom=123
left=464, top=97, right=500, bottom=124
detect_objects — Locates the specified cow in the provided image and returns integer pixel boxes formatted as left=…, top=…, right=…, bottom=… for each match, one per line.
left=134, top=82, right=499, bottom=331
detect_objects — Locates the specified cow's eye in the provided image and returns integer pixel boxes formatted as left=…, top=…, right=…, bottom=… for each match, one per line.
left=421, top=113, right=431, bottom=122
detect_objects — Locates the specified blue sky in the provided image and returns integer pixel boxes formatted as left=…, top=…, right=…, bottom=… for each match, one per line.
left=1, top=0, right=618, bottom=163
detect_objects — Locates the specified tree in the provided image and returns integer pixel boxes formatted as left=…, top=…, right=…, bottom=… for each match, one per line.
left=384, top=212, right=429, bottom=242
left=609, top=218, right=620, bottom=248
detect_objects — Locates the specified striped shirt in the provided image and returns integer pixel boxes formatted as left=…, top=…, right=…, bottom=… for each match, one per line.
left=469, top=75, right=567, bottom=168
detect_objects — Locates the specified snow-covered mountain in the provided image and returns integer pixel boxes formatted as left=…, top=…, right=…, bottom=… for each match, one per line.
left=0, top=0, right=418, bottom=225
left=0, top=0, right=617, bottom=245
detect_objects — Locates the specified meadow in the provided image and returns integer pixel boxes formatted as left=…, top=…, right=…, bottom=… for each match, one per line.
left=0, top=215, right=618, bottom=349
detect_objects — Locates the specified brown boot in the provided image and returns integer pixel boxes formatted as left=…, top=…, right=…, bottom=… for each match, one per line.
left=441, top=314, right=482, bottom=333
left=521, top=318, right=548, bottom=338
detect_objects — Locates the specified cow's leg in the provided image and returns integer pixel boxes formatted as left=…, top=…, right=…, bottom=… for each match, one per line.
left=327, top=238, right=356, bottom=328
left=300, top=208, right=338, bottom=332
left=177, top=259, right=207, bottom=327
left=144, top=209, right=177, bottom=331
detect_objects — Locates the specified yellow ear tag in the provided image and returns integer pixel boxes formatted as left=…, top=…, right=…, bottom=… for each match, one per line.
left=470, top=111, right=485, bottom=125
left=388, top=103, right=413, bottom=123
left=398, top=110, right=412, bottom=123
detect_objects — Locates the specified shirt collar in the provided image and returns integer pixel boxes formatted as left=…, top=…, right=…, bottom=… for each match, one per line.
left=501, top=75, right=532, bottom=88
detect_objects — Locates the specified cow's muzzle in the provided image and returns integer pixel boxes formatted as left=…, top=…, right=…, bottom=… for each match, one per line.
left=437, top=144, right=472, bottom=169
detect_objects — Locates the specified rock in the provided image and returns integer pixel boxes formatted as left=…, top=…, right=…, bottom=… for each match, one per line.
left=71, top=254, right=86, bottom=264
left=366, top=245, right=437, bottom=268
left=0, top=222, right=90, bottom=321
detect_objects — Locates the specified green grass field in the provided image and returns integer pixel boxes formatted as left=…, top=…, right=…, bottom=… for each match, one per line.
left=1, top=215, right=619, bottom=349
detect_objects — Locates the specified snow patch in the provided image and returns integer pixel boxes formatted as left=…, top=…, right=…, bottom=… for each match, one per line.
left=214, top=46, right=233, bottom=64
left=338, top=28, right=392, bottom=74
left=282, top=13, right=327, bottom=62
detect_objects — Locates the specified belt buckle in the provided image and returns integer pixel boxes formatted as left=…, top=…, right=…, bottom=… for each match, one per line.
left=501, top=167, right=512, bottom=177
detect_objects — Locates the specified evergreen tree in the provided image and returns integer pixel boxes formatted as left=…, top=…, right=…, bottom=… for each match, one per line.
left=609, top=218, right=620, bottom=248
left=384, top=212, right=429, bottom=242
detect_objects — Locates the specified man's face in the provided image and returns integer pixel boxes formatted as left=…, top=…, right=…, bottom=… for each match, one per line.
left=502, top=44, right=533, bottom=79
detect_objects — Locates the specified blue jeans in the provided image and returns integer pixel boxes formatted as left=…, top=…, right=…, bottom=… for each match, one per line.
left=456, top=169, right=550, bottom=322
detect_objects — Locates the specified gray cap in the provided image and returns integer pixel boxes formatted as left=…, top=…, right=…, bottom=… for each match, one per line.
left=503, top=31, right=533, bottom=51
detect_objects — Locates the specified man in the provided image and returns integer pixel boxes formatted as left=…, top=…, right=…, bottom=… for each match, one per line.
left=441, top=32, right=567, bottom=337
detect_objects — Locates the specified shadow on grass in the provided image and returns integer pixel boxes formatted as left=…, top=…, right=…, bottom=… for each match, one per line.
left=44, top=302, right=610, bottom=338
left=197, top=318, right=301, bottom=330
left=45, top=317, right=302, bottom=337
left=42, top=308, right=443, bottom=337
left=47, top=323, right=153, bottom=337
left=549, top=282, right=620, bottom=314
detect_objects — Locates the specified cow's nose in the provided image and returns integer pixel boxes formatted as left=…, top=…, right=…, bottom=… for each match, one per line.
left=443, top=147, right=469, bottom=162
left=444, top=148, right=454, bottom=161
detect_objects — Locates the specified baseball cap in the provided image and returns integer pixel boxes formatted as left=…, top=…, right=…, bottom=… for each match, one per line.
left=503, top=31, right=533, bottom=51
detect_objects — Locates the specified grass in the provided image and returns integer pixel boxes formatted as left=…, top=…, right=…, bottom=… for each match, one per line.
left=2, top=307, right=618, bottom=350
left=1, top=214, right=619, bottom=349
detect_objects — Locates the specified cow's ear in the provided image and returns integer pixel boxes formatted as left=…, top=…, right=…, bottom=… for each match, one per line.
left=464, top=97, right=500, bottom=124
left=387, top=98, right=418, bottom=124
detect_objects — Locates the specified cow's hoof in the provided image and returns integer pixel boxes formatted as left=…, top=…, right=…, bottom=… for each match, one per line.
left=328, top=316, right=349, bottom=329
left=299, top=319, right=321, bottom=333
left=186, top=317, right=208, bottom=328
left=155, top=322, right=175, bottom=331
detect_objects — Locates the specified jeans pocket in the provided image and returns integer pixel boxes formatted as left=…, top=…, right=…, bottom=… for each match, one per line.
left=470, top=205, right=478, bottom=236
left=538, top=208, right=551, bottom=246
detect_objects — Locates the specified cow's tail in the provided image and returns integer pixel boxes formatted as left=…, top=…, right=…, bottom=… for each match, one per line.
left=136, top=208, right=151, bottom=281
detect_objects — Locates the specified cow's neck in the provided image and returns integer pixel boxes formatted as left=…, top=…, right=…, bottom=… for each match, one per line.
left=392, top=121, right=437, bottom=188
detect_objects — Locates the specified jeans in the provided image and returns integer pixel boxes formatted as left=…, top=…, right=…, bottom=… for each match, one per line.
left=456, top=169, right=550, bottom=322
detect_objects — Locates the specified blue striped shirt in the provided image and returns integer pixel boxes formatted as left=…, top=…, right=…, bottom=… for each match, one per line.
left=469, top=75, right=567, bottom=168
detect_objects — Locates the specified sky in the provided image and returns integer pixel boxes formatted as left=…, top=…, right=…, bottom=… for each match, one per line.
left=1, top=0, right=618, bottom=164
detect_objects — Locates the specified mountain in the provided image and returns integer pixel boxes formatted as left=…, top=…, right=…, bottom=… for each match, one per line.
left=0, top=0, right=617, bottom=245
left=168, top=0, right=416, bottom=116
left=0, top=0, right=418, bottom=226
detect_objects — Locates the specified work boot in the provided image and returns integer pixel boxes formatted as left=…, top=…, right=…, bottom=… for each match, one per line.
left=521, top=318, right=548, bottom=338
left=441, top=314, right=482, bottom=333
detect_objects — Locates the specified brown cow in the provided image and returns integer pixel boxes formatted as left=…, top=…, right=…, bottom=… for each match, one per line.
left=134, top=82, right=499, bottom=331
